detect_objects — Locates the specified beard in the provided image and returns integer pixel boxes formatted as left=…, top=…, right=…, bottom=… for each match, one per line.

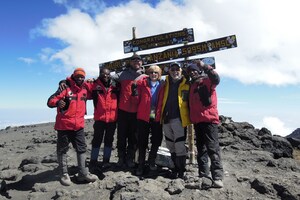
left=170, top=74, right=182, bottom=82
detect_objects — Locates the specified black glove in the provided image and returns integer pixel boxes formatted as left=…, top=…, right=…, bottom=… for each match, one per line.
left=197, top=85, right=211, bottom=107
left=131, top=82, right=138, bottom=96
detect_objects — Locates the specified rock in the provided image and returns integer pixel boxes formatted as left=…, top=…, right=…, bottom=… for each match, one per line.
left=258, top=127, right=272, bottom=136
left=272, top=183, right=298, bottom=200
left=0, top=117, right=299, bottom=200
left=286, top=128, right=300, bottom=139
left=0, top=169, right=20, bottom=181
left=250, top=178, right=274, bottom=195
left=200, top=177, right=213, bottom=190
left=166, top=179, right=185, bottom=195
left=0, top=180, right=6, bottom=192
left=286, top=137, right=300, bottom=149
left=261, top=136, right=293, bottom=158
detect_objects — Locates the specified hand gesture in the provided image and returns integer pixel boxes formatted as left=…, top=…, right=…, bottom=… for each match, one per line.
left=86, top=78, right=95, bottom=83
left=58, top=81, right=68, bottom=92
left=131, top=82, right=138, bottom=96
left=58, top=99, right=66, bottom=109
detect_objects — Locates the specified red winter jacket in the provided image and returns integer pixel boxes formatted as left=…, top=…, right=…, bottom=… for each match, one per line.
left=189, top=74, right=220, bottom=124
left=85, top=79, right=119, bottom=123
left=132, top=77, right=163, bottom=123
left=47, top=77, right=87, bottom=131
left=113, top=68, right=147, bottom=113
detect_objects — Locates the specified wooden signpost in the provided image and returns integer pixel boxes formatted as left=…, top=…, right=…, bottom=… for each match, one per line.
left=99, top=28, right=238, bottom=164
left=99, top=34, right=237, bottom=71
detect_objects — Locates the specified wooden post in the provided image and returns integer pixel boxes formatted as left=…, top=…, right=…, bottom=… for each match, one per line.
left=184, top=41, right=196, bottom=164
left=132, top=27, right=138, bottom=56
left=132, top=27, right=136, bottom=39
left=132, top=27, right=140, bottom=164
left=187, top=124, right=195, bottom=164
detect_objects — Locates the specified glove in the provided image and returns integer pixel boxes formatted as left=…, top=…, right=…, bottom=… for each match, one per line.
left=197, top=85, right=211, bottom=107
left=131, top=82, right=138, bottom=96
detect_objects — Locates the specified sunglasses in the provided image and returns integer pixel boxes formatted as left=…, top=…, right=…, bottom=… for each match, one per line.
left=149, top=71, right=159, bottom=74
left=131, top=58, right=142, bottom=61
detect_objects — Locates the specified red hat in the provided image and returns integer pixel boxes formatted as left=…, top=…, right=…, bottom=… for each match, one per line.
left=73, top=68, right=86, bottom=77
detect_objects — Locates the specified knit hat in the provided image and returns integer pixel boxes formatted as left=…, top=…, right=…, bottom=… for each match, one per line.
left=73, top=67, right=86, bottom=77
left=187, top=63, right=201, bottom=73
left=131, top=54, right=142, bottom=60
left=170, top=62, right=182, bottom=68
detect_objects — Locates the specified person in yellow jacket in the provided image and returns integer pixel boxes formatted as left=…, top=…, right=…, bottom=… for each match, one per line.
left=156, top=62, right=191, bottom=178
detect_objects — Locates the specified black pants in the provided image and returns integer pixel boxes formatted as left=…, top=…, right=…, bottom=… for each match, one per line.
left=57, top=128, right=87, bottom=155
left=117, top=109, right=137, bottom=159
left=92, top=120, right=116, bottom=148
left=137, top=119, right=163, bottom=164
left=194, top=123, right=223, bottom=180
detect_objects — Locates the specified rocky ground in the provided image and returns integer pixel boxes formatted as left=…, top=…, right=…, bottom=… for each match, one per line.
left=0, top=116, right=299, bottom=200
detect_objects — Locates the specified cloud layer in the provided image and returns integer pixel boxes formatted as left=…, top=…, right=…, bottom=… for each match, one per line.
left=263, top=116, right=292, bottom=137
left=33, top=0, right=300, bottom=86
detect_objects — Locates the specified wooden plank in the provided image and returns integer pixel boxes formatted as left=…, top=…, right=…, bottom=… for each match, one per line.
left=142, top=35, right=237, bottom=65
left=123, top=28, right=194, bottom=53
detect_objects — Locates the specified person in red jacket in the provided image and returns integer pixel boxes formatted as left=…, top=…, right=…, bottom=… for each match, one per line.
left=85, top=67, right=119, bottom=170
left=112, top=54, right=146, bottom=168
left=187, top=61, right=224, bottom=188
left=47, top=68, right=98, bottom=186
left=131, top=65, right=164, bottom=176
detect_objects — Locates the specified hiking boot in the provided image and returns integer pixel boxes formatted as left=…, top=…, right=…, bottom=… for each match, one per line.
left=102, top=162, right=111, bottom=169
left=89, top=163, right=102, bottom=174
left=60, top=173, right=72, bottom=186
left=126, top=159, right=135, bottom=168
left=136, top=165, right=144, bottom=176
left=77, top=172, right=98, bottom=183
left=149, top=162, right=157, bottom=171
left=168, top=169, right=178, bottom=179
left=212, top=179, right=224, bottom=188
left=178, top=171, right=185, bottom=179
left=117, top=157, right=125, bottom=167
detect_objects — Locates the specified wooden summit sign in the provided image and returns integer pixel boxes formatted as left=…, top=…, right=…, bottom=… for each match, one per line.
left=142, top=35, right=237, bottom=65
left=99, top=35, right=237, bottom=70
left=123, top=28, right=194, bottom=53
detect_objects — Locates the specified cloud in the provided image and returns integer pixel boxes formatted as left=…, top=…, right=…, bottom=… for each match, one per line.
left=262, top=116, right=292, bottom=137
left=34, top=0, right=300, bottom=85
left=53, top=0, right=106, bottom=15
left=18, top=57, right=36, bottom=65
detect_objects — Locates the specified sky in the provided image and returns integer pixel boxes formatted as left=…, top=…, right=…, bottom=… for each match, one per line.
left=0, top=0, right=299, bottom=137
